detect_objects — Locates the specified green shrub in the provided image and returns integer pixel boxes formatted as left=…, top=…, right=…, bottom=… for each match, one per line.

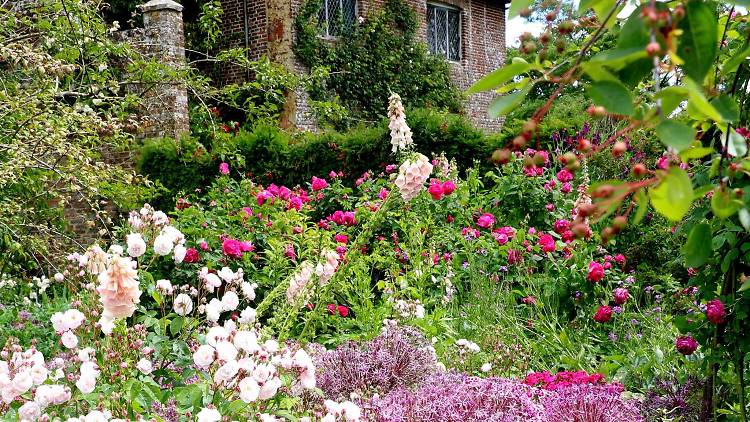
left=137, top=136, right=216, bottom=207
left=138, top=108, right=502, bottom=204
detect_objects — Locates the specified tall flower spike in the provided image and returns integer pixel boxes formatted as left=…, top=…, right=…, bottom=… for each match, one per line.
left=394, top=153, right=433, bottom=201
left=388, top=93, right=413, bottom=153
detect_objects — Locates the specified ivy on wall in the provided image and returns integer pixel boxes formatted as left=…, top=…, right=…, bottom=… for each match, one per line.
left=294, top=0, right=463, bottom=125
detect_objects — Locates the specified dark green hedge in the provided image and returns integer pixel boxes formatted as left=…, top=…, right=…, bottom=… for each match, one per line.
left=137, top=108, right=501, bottom=205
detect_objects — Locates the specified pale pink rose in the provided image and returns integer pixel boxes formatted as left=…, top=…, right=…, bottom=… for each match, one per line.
left=18, top=401, right=41, bottom=421
left=76, top=375, right=96, bottom=394
left=193, top=345, right=215, bottom=369
left=239, top=377, right=260, bottom=403
left=96, top=255, right=141, bottom=319
left=258, top=377, right=282, bottom=400
left=136, top=358, right=153, bottom=375
left=213, top=360, right=239, bottom=384
left=61, top=331, right=78, bottom=349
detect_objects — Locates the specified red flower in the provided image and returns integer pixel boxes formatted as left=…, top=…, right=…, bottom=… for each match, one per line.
left=675, top=335, right=698, bottom=355
left=326, top=304, right=337, bottom=315
left=593, top=305, right=613, bottom=323
left=222, top=239, right=243, bottom=259
left=587, top=261, right=605, bottom=283
left=442, top=180, right=456, bottom=195
left=538, top=234, right=556, bottom=253
left=706, top=299, right=726, bottom=324
left=337, top=305, right=349, bottom=317
left=335, top=233, right=349, bottom=244
left=428, top=181, right=444, bottom=200
left=613, top=288, right=629, bottom=305
left=311, top=176, right=328, bottom=191
left=183, top=248, right=200, bottom=263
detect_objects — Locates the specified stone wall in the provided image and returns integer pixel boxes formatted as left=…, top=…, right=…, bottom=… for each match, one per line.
left=114, top=0, right=190, bottom=139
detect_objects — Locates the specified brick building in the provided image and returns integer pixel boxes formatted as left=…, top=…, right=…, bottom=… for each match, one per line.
left=218, top=0, right=507, bottom=131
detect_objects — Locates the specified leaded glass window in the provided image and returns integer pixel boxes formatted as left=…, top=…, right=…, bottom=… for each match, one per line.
left=427, top=4, right=461, bottom=61
left=318, top=0, right=356, bottom=37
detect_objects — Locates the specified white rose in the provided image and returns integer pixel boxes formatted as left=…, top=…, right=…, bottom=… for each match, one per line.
left=64, top=309, right=86, bottom=331
left=258, top=376, right=282, bottom=400
left=153, top=234, right=173, bottom=256
left=61, top=331, right=78, bottom=349
left=75, top=375, right=96, bottom=394
left=221, top=291, right=239, bottom=311
left=173, top=293, right=193, bottom=316
left=196, top=408, right=221, bottom=422
left=205, top=299, right=223, bottom=322
left=213, top=360, right=239, bottom=385
left=238, top=307, right=257, bottom=325
left=173, top=244, right=187, bottom=264
left=233, top=330, right=258, bottom=352
left=239, top=377, right=260, bottom=403
left=193, top=345, right=215, bottom=369
left=205, top=273, right=222, bottom=289
left=136, top=358, right=153, bottom=375
left=126, top=233, right=147, bottom=258
left=215, top=341, right=238, bottom=362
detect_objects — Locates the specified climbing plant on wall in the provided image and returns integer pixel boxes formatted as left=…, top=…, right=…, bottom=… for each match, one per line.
left=294, top=0, right=463, bottom=126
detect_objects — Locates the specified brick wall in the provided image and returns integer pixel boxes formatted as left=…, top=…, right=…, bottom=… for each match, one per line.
left=218, top=0, right=268, bottom=83
left=218, top=0, right=507, bottom=132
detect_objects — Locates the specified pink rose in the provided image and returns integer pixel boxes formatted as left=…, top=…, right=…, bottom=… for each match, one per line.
left=222, top=239, right=243, bottom=259
left=538, top=234, right=556, bottom=253
left=706, top=299, right=726, bottom=324
left=675, top=335, right=698, bottom=355
left=613, top=288, right=629, bottom=305
left=587, top=261, right=605, bottom=283
left=477, top=213, right=495, bottom=229
left=311, top=176, right=328, bottom=191
left=428, top=181, right=444, bottom=200
left=442, top=180, right=456, bottom=195
left=593, top=306, right=612, bottom=323
left=219, top=162, right=229, bottom=175
left=183, top=248, right=200, bottom=263
left=556, top=169, right=573, bottom=182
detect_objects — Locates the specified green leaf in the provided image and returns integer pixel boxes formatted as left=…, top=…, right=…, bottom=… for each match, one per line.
left=169, top=316, right=184, bottom=336
left=682, top=223, right=712, bottom=267
left=655, top=120, right=696, bottom=153
left=725, top=128, right=748, bottom=157
left=467, top=58, right=530, bottom=94
left=655, top=86, right=689, bottom=116
left=680, top=147, right=714, bottom=162
left=488, top=86, right=531, bottom=117
left=712, top=187, right=742, bottom=218
left=649, top=167, right=694, bottom=221
left=677, top=1, right=719, bottom=83
left=615, top=6, right=654, bottom=86
left=711, top=95, right=740, bottom=123
left=579, top=0, right=619, bottom=27
left=685, top=77, right=723, bottom=121
left=590, top=46, right=649, bottom=71
left=586, top=80, right=634, bottom=116
left=738, top=278, right=750, bottom=292
left=581, top=62, right=619, bottom=82
left=508, top=0, right=533, bottom=19
left=633, top=188, right=649, bottom=225
left=722, top=43, right=750, bottom=76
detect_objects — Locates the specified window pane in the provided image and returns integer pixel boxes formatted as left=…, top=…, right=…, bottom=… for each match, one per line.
left=448, top=10, right=460, bottom=60
left=318, top=1, right=328, bottom=36
left=427, top=5, right=437, bottom=55
left=433, top=9, right=447, bottom=57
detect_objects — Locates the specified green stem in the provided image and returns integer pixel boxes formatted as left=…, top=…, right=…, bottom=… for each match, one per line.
left=739, top=353, right=748, bottom=422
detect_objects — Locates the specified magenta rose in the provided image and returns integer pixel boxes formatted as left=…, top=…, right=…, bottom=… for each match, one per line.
left=538, top=234, right=556, bottom=253
left=593, top=305, right=613, bottom=323
left=183, top=248, right=200, bottom=263
left=442, top=180, right=456, bottom=195
left=675, top=335, right=698, bottom=355
left=705, top=299, right=726, bottom=324
left=222, top=238, right=243, bottom=259
left=613, top=288, right=629, bottom=305
left=477, top=213, right=495, bottom=229
left=587, top=261, right=605, bottom=283
left=311, top=176, right=328, bottom=191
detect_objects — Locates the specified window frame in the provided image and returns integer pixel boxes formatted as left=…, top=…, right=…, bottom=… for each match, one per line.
left=319, top=0, right=357, bottom=39
left=426, top=2, right=462, bottom=62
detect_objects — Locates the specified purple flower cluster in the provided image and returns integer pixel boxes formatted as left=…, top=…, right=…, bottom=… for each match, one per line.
left=643, top=376, right=707, bottom=421
left=314, top=326, right=438, bottom=400
left=364, top=373, right=643, bottom=422
left=365, top=372, right=546, bottom=421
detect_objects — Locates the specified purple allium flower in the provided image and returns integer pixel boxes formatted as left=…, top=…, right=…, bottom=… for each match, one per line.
left=313, top=326, right=438, bottom=401
left=643, top=376, right=707, bottom=421
left=541, top=384, right=643, bottom=421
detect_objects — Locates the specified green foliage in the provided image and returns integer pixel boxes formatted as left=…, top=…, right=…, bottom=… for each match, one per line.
left=295, top=0, right=462, bottom=125
left=138, top=108, right=501, bottom=201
